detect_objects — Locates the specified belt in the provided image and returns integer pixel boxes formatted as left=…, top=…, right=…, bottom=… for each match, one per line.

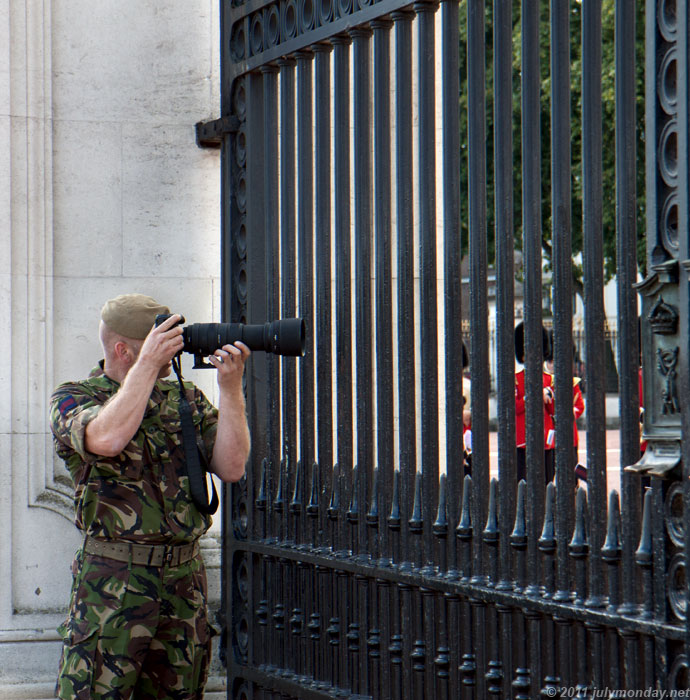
left=83, top=536, right=200, bottom=567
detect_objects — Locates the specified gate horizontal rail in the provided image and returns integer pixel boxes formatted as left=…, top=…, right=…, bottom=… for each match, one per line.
left=233, top=542, right=684, bottom=642
left=225, top=0, right=415, bottom=82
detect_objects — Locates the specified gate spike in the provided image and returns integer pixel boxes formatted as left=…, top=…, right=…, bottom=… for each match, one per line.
left=408, top=471, right=423, bottom=534
left=387, top=468, right=401, bottom=530
left=482, top=478, right=499, bottom=543
left=510, top=479, right=527, bottom=549
left=327, top=463, right=340, bottom=520
left=483, top=478, right=500, bottom=587
left=433, top=473, right=448, bottom=537
left=635, top=488, right=653, bottom=567
left=538, top=482, right=556, bottom=553
left=511, top=480, right=528, bottom=593
left=601, top=490, right=621, bottom=562
left=539, top=482, right=557, bottom=597
left=568, top=487, right=588, bottom=556
left=636, top=488, right=654, bottom=619
left=307, top=461, right=319, bottom=516
left=367, top=467, right=380, bottom=526
left=274, top=457, right=286, bottom=513
left=456, top=475, right=473, bottom=581
left=256, top=458, right=268, bottom=510
left=347, top=464, right=359, bottom=524
left=601, top=490, right=622, bottom=613
left=456, top=474, right=473, bottom=540
left=290, top=459, right=302, bottom=514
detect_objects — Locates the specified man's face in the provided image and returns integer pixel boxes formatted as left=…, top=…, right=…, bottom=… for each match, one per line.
left=124, top=339, right=173, bottom=380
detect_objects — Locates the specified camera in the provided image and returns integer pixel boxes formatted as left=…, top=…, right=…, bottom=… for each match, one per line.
left=155, top=314, right=305, bottom=367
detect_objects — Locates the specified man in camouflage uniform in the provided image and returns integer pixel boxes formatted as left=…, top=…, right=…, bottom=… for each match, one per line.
left=50, top=294, right=251, bottom=699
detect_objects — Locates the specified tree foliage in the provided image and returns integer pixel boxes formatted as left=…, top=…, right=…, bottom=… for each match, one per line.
left=457, top=0, right=647, bottom=291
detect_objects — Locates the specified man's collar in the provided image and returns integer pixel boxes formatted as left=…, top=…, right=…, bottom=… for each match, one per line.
left=89, top=361, right=121, bottom=387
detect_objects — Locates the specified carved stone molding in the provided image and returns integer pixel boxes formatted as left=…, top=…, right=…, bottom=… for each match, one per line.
left=7, top=0, right=73, bottom=520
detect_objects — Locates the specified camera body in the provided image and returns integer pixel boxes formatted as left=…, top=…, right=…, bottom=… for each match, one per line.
left=155, top=314, right=305, bottom=367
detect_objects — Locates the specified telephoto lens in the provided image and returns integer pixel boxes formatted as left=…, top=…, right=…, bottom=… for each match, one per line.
left=184, top=319, right=306, bottom=357
left=155, top=315, right=306, bottom=366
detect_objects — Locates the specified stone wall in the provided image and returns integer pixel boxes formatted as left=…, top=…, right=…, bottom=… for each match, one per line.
left=0, top=0, right=226, bottom=696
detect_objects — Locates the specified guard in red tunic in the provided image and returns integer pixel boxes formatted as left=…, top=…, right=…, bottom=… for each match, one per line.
left=514, top=322, right=555, bottom=484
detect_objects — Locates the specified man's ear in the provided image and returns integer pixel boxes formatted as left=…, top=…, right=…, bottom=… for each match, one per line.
left=114, top=340, right=136, bottom=365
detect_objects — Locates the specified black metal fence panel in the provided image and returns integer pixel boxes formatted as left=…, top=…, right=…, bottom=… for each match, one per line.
left=200, top=0, right=690, bottom=696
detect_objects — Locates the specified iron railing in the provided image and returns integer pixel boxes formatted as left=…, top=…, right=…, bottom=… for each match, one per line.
left=199, top=0, right=690, bottom=696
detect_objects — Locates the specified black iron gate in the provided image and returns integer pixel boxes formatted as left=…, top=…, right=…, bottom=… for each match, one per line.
left=198, top=0, right=690, bottom=696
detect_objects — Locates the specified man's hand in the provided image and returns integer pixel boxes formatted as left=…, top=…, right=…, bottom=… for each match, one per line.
left=543, top=386, right=554, bottom=405
left=208, top=342, right=251, bottom=395
left=208, top=342, right=251, bottom=482
left=136, top=314, right=185, bottom=372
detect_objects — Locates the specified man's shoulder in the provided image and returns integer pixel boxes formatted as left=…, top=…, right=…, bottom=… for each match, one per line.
left=51, top=368, right=114, bottom=403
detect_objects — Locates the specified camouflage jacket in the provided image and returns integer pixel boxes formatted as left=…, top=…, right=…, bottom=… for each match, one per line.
left=50, top=364, right=218, bottom=544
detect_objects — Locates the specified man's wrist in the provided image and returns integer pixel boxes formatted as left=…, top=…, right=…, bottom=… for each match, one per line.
left=218, top=386, right=246, bottom=409
left=125, top=356, right=162, bottom=387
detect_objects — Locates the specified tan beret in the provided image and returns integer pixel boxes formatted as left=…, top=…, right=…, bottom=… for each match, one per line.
left=100, top=294, right=170, bottom=340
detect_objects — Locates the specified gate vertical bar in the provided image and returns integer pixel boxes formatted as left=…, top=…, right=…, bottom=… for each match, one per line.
left=351, top=26, right=373, bottom=564
left=262, top=64, right=280, bottom=541
left=333, top=34, right=353, bottom=693
left=520, top=0, right=545, bottom=622
left=466, top=0, right=489, bottom=588
left=314, top=42, right=333, bottom=528
left=615, top=0, right=642, bottom=617
left=441, top=0, right=462, bottom=576
left=352, top=25, right=373, bottom=694
left=550, top=0, right=575, bottom=611
left=297, top=50, right=315, bottom=548
left=373, top=18, right=394, bottom=567
left=493, top=0, right=516, bottom=584
left=277, top=59, right=297, bottom=683
left=261, top=65, right=280, bottom=678
left=280, top=59, right=297, bottom=549
left=333, top=34, right=353, bottom=561
left=393, top=10, right=415, bottom=573
left=246, top=70, right=266, bottom=540
left=314, top=42, right=334, bottom=689
left=441, top=0, right=459, bottom=669
left=581, top=0, right=607, bottom=612
left=493, top=0, right=515, bottom=695
left=393, top=14, right=416, bottom=695
left=298, top=47, right=317, bottom=688
left=373, top=18, right=394, bottom=694
left=244, top=71, right=268, bottom=689
left=415, top=0, right=439, bottom=573
left=467, top=2, right=488, bottom=696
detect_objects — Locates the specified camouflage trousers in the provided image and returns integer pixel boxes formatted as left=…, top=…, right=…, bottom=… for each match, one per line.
left=56, top=545, right=214, bottom=700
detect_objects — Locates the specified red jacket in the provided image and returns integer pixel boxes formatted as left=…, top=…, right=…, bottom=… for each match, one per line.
left=515, top=369, right=555, bottom=449
left=572, top=378, right=585, bottom=447
left=542, top=370, right=585, bottom=446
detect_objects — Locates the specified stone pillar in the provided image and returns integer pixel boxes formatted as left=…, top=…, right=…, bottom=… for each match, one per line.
left=1, top=1, right=225, bottom=696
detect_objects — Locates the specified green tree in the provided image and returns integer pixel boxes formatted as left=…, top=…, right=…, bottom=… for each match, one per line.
left=458, top=0, right=647, bottom=298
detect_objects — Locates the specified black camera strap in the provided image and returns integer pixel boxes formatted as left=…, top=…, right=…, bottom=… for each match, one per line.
left=171, top=356, right=219, bottom=515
